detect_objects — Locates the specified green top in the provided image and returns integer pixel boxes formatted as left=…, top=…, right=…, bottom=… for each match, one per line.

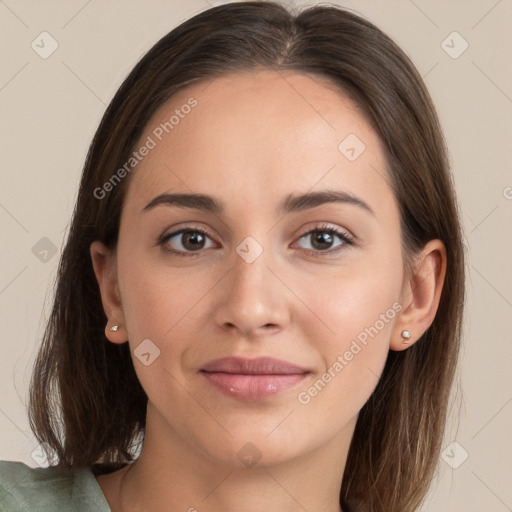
left=0, top=460, right=111, bottom=511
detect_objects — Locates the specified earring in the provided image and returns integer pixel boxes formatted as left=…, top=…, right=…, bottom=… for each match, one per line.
left=109, top=325, right=119, bottom=332
left=401, top=330, right=412, bottom=344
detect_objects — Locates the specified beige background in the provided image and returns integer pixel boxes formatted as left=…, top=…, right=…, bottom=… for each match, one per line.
left=1, top=0, right=511, bottom=510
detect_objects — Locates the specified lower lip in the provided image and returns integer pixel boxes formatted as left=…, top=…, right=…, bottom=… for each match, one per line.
left=201, top=372, right=308, bottom=401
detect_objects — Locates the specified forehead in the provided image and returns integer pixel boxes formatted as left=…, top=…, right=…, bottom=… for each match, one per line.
left=123, top=69, right=393, bottom=220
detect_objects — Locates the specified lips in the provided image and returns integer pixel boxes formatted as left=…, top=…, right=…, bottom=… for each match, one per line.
left=200, top=357, right=310, bottom=401
left=201, top=356, right=309, bottom=375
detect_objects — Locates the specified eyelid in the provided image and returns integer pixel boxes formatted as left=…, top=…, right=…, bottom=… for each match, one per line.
left=292, top=223, right=354, bottom=251
left=157, top=224, right=216, bottom=247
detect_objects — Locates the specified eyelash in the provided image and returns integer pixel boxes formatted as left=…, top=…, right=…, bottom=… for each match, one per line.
left=156, top=223, right=354, bottom=258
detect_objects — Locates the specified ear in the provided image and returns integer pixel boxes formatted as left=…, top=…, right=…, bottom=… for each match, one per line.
left=390, top=239, right=447, bottom=351
left=90, top=240, right=128, bottom=344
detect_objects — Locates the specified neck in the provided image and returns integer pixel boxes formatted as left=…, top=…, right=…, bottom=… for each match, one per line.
left=99, top=404, right=355, bottom=512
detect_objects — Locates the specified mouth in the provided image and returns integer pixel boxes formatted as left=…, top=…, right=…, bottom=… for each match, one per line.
left=200, top=356, right=310, bottom=401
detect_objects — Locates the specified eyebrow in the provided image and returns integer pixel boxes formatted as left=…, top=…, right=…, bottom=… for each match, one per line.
left=142, top=190, right=375, bottom=216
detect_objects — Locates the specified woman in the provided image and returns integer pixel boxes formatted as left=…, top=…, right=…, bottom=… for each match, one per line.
left=0, top=1, right=465, bottom=511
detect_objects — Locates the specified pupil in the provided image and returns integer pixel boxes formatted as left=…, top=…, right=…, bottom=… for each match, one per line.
left=183, top=231, right=205, bottom=250
left=312, top=230, right=333, bottom=250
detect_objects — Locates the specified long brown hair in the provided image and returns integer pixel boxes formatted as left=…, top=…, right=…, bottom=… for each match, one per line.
left=28, top=2, right=465, bottom=510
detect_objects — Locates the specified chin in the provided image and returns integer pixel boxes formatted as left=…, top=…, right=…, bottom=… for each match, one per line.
left=192, top=424, right=315, bottom=470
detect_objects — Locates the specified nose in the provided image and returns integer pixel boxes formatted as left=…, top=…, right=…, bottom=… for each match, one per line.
left=213, top=244, right=291, bottom=339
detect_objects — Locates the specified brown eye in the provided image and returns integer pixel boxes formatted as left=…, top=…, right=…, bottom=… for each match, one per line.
left=159, top=228, right=216, bottom=255
left=296, top=226, right=353, bottom=254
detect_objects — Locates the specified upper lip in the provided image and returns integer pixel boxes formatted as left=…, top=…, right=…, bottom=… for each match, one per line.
left=201, top=357, right=310, bottom=375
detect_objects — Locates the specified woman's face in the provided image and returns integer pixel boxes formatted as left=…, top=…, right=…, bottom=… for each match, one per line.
left=105, top=70, right=408, bottom=466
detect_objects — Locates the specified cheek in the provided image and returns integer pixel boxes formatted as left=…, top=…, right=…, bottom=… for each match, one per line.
left=302, top=245, right=402, bottom=343
left=118, top=263, right=214, bottom=405
left=120, top=267, right=205, bottom=339
left=295, top=305, right=395, bottom=438
left=295, top=255, right=402, bottom=414
left=118, top=251, right=221, bottom=368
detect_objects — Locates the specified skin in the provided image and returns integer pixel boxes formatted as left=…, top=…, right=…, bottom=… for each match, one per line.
left=90, top=69, right=447, bottom=512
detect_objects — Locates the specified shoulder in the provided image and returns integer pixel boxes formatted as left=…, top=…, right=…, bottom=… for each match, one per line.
left=0, top=460, right=111, bottom=512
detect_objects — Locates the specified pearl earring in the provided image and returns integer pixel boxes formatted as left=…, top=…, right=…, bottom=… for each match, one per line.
left=401, top=330, right=411, bottom=344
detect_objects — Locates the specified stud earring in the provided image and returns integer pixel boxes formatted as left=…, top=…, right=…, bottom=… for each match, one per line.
left=401, top=330, right=412, bottom=344
left=109, top=325, right=119, bottom=332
